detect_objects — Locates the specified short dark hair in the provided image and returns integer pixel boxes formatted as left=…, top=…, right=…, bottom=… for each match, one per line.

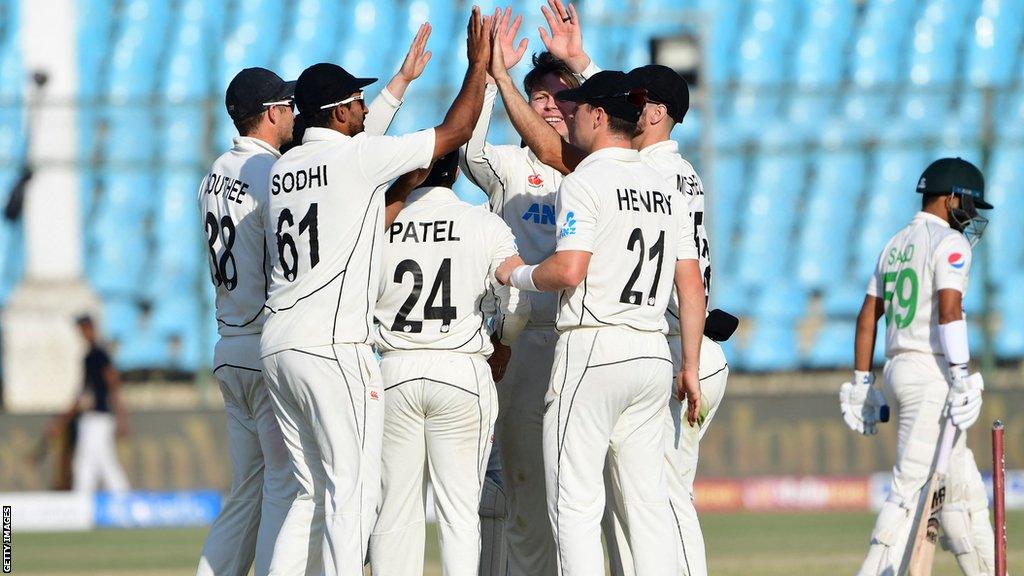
left=606, top=114, right=637, bottom=137
left=421, top=150, right=460, bottom=189
left=233, top=112, right=263, bottom=136
left=922, top=192, right=945, bottom=209
left=523, top=52, right=579, bottom=96
left=302, top=106, right=335, bottom=129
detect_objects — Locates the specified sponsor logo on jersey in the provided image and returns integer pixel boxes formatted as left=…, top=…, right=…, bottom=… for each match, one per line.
left=527, top=173, right=544, bottom=187
left=370, top=390, right=380, bottom=400
left=948, top=252, right=965, bottom=269
left=559, top=211, right=577, bottom=238
left=522, top=203, right=556, bottom=225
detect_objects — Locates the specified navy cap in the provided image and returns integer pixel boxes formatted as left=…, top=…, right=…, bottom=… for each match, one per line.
left=627, top=64, right=689, bottom=123
left=294, top=63, right=377, bottom=117
left=917, top=157, right=991, bottom=209
left=225, top=68, right=296, bottom=122
left=556, top=70, right=646, bottom=124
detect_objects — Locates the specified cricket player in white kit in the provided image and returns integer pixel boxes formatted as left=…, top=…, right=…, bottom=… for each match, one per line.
left=369, top=152, right=527, bottom=576
left=260, top=10, right=493, bottom=576
left=497, top=70, right=707, bottom=576
left=843, top=157, right=995, bottom=576
left=196, top=67, right=298, bottom=576
left=460, top=9, right=592, bottom=573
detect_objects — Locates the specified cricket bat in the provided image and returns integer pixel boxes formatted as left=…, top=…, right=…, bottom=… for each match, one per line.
left=906, top=418, right=958, bottom=576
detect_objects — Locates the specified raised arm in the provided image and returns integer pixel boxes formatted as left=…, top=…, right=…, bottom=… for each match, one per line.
left=432, top=7, right=493, bottom=160
left=488, top=24, right=586, bottom=174
left=383, top=166, right=429, bottom=227
left=365, top=22, right=433, bottom=136
left=539, top=0, right=594, bottom=75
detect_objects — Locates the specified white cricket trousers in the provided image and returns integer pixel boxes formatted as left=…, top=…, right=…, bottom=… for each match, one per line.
left=605, top=335, right=729, bottom=576
left=262, top=343, right=384, bottom=576
left=545, top=326, right=677, bottom=576
left=72, top=411, right=129, bottom=493
left=197, top=334, right=295, bottom=576
left=858, top=351, right=995, bottom=576
left=495, top=326, right=559, bottom=576
left=369, top=351, right=497, bottom=576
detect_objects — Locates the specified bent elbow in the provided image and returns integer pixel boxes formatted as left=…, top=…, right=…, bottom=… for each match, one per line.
left=563, top=264, right=588, bottom=288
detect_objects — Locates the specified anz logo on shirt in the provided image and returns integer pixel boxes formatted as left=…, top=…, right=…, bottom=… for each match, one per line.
left=522, top=203, right=556, bottom=225
left=559, top=211, right=577, bottom=238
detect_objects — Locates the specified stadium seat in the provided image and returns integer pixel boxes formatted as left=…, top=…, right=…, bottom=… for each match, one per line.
left=708, top=151, right=746, bottom=278
left=788, top=0, right=855, bottom=126
left=822, top=284, right=866, bottom=319
left=752, top=284, right=808, bottom=322
left=276, top=0, right=342, bottom=81
left=901, top=0, right=978, bottom=123
left=221, top=0, right=286, bottom=84
left=806, top=319, right=854, bottom=369
left=337, top=0, right=402, bottom=76
left=844, top=0, right=920, bottom=125
left=101, top=298, right=140, bottom=344
left=743, top=320, right=799, bottom=372
left=984, top=144, right=1024, bottom=274
left=995, top=276, right=1024, bottom=359
left=116, top=325, right=168, bottom=371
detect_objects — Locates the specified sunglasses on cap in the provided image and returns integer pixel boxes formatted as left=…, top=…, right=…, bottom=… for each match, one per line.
left=319, top=91, right=365, bottom=110
left=263, top=99, right=295, bottom=112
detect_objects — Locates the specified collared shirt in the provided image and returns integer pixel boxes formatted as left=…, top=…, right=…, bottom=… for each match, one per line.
left=866, top=211, right=973, bottom=358
left=554, top=146, right=698, bottom=333
left=260, top=126, right=436, bottom=356
left=461, top=84, right=564, bottom=327
left=198, top=136, right=280, bottom=336
left=640, top=139, right=711, bottom=335
left=374, top=186, right=519, bottom=355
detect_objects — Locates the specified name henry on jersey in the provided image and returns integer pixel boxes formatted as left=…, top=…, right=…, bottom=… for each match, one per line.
left=271, top=164, right=328, bottom=195
left=387, top=220, right=462, bottom=243
left=617, top=188, right=673, bottom=215
left=203, top=173, right=251, bottom=204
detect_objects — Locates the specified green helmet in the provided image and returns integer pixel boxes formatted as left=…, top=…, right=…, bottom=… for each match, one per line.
left=916, top=157, right=992, bottom=245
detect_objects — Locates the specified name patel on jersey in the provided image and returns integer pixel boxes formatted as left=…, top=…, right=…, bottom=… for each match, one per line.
left=271, top=164, right=327, bottom=195
left=522, top=203, right=556, bottom=225
left=203, top=173, right=250, bottom=204
left=388, top=220, right=461, bottom=243
left=617, top=188, right=672, bottom=214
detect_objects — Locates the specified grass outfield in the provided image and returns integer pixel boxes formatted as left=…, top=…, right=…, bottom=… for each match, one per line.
left=12, top=511, right=1023, bottom=575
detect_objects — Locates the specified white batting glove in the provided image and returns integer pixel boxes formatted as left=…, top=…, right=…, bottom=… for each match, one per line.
left=840, top=371, right=889, bottom=435
left=947, top=364, right=984, bottom=430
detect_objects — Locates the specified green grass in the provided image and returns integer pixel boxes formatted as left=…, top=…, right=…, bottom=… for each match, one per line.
left=12, top=512, right=1024, bottom=575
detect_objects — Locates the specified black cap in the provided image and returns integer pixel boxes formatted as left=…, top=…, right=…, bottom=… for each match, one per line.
left=294, top=63, right=377, bottom=117
left=421, top=150, right=461, bottom=188
left=225, top=68, right=296, bottom=122
left=627, top=64, right=689, bottom=123
left=556, top=70, right=645, bottom=124
left=917, top=157, right=991, bottom=209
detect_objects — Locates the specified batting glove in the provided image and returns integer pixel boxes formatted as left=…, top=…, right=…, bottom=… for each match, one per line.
left=840, top=371, right=890, bottom=435
left=947, top=364, right=984, bottom=430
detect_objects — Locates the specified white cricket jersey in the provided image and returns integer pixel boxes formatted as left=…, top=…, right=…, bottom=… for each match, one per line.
left=554, top=147, right=698, bottom=333
left=374, top=186, right=518, bottom=355
left=866, top=211, right=973, bottom=358
left=640, top=140, right=711, bottom=336
left=198, top=137, right=277, bottom=336
left=461, top=84, right=563, bottom=326
left=260, top=126, right=436, bottom=356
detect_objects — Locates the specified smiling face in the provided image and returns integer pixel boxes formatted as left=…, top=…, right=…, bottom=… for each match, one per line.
left=528, top=72, right=576, bottom=140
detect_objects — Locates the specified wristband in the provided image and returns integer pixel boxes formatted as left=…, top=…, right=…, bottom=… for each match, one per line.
left=939, top=319, right=970, bottom=365
left=509, top=265, right=539, bottom=292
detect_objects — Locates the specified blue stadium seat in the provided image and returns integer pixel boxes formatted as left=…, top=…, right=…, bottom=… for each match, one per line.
left=116, top=325, right=168, bottom=371
left=901, top=0, right=978, bottom=123
left=736, top=125, right=807, bottom=286
left=844, top=0, right=919, bottom=125
left=797, top=124, right=866, bottom=289
left=982, top=145, right=1024, bottom=273
left=147, top=171, right=204, bottom=299
left=752, top=284, right=808, bottom=322
left=995, top=276, right=1024, bottom=359
left=698, top=0, right=747, bottom=90
left=707, top=151, right=745, bottom=278
left=101, top=298, right=140, bottom=343
left=788, top=0, right=855, bottom=125
left=0, top=169, right=23, bottom=305
left=277, top=0, right=342, bottom=81
left=960, top=0, right=1024, bottom=122
left=822, top=284, right=866, bottom=319
left=806, top=320, right=853, bottom=369
left=711, top=276, right=752, bottom=318
left=337, top=0, right=402, bottom=77
left=744, top=320, right=799, bottom=372
left=0, top=10, right=23, bottom=164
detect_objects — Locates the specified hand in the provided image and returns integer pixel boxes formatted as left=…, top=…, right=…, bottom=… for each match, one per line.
left=488, top=19, right=511, bottom=83
left=398, top=22, right=433, bottom=82
left=839, top=371, right=888, bottom=435
left=539, top=0, right=590, bottom=73
left=495, top=258, right=520, bottom=286
left=488, top=337, right=513, bottom=382
left=947, top=364, right=984, bottom=430
left=466, top=6, right=494, bottom=69
left=488, top=6, right=528, bottom=82
left=677, top=368, right=701, bottom=426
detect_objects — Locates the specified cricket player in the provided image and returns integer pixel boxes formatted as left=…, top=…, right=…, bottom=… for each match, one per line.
left=844, top=157, right=995, bottom=575
left=197, top=26, right=435, bottom=575
left=496, top=70, right=707, bottom=576
left=368, top=152, right=527, bottom=576
left=488, top=5, right=733, bottom=572
left=196, top=67, right=298, bottom=576
left=259, top=9, right=492, bottom=576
